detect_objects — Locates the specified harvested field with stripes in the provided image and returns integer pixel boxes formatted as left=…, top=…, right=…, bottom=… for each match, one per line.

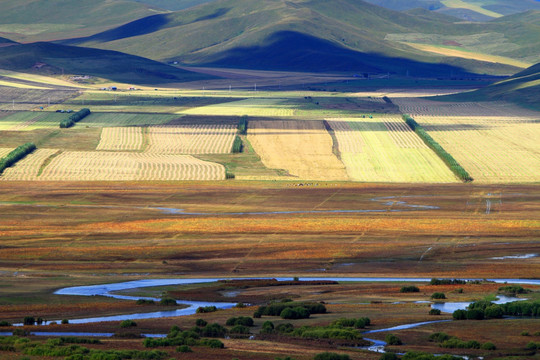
left=326, top=117, right=458, bottom=182
left=146, top=125, right=237, bottom=154
left=96, top=127, right=143, bottom=151
left=247, top=120, right=348, bottom=180
left=394, top=98, right=540, bottom=183
left=0, top=148, right=58, bottom=180
left=38, top=152, right=225, bottom=181
left=0, top=147, right=13, bottom=158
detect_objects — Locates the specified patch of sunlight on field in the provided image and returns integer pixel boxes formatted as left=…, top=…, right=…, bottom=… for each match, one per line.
left=0, top=24, right=82, bottom=35
left=79, top=113, right=179, bottom=127
left=0, top=80, right=51, bottom=89
left=38, top=152, right=225, bottom=181
left=0, top=70, right=84, bottom=88
left=247, top=120, right=348, bottom=181
left=403, top=43, right=531, bottom=69
left=441, top=0, right=503, bottom=17
left=394, top=98, right=540, bottom=183
left=181, top=98, right=296, bottom=117
left=0, top=112, right=66, bottom=131
left=327, top=117, right=458, bottom=183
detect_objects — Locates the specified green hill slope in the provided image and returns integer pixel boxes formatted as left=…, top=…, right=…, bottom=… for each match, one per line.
left=66, top=0, right=524, bottom=76
left=442, top=62, right=540, bottom=109
left=0, top=0, right=165, bottom=42
left=0, top=42, right=213, bottom=84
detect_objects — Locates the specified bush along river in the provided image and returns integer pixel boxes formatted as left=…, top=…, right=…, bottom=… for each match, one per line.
left=2, top=277, right=538, bottom=356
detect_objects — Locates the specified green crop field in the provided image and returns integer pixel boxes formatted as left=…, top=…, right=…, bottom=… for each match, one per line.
left=0, top=111, right=69, bottom=131
left=77, top=113, right=180, bottom=127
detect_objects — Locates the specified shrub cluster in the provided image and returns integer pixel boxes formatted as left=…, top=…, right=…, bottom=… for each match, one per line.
left=226, top=316, right=254, bottom=327
left=400, top=285, right=419, bottom=293
left=144, top=324, right=227, bottom=349
left=430, top=278, right=466, bottom=285
left=454, top=300, right=540, bottom=320
left=254, top=301, right=326, bottom=318
left=136, top=299, right=155, bottom=305
left=159, top=298, right=177, bottom=306
left=0, top=143, right=36, bottom=175
left=119, top=320, right=137, bottom=328
left=331, top=317, right=371, bottom=329
left=431, top=292, right=446, bottom=299
left=429, top=309, right=441, bottom=315
left=196, top=306, right=217, bottom=313
left=401, top=351, right=464, bottom=360
left=385, top=334, right=402, bottom=345
left=429, top=332, right=496, bottom=350
left=498, top=285, right=531, bottom=295
left=238, top=115, right=248, bottom=135
left=232, top=135, right=243, bottom=153
left=60, top=108, right=91, bottom=128
left=403, top=114, right=473, bottom=182
left=281, top=307, right=310, bottom=319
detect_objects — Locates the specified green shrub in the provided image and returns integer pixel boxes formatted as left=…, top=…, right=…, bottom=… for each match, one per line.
left=430, top=278, right=466, bottom=285
left=481, top=341, right=496, bottom=350
left=403, top=114, right=472, bottom=182
left=59, top=108, right=91, bottom=128
left=498, top=285, right=530, bottom=295
left=200, top=339, right=224, bottom=348
left=61, top=319, right=69, bottom=324
left=275, top=323, right=294, bottom=334
left=23, top=317, right=35, bottom=326
left=0, top=321, right=12, bottom=326
left=230, top=325, right=250, bottom=334
left=159, top=298, right=177, bottom=306
left=232, top=135, right=243, bottom=153
left=261, top=321, right=275, bottom=334
left=196, top=306, right=217, bottom=313
left=441, top=338, right=481, bottom=349
left=429, top=332, right=451, bottom=342
left=255, top=302, right=326, bottom=318
left=466, top=309, right=484, bottom=320
left=431, top=292, right=446, bottom=299
left=526, top=341, right=539, bottom=350
left=176, top=345, right=192, bottom=353
left=280, top=307, right=310, bottom=319
left=199, top=323, right=227, bottom=337
left=385, top=334, right=402, bottom=345
left=120, top=320, right=137, bottom=328
left=136, top=299, right=155, bottom=305
left=521, top=331, right=530, bottom=336
left=484, top=304, right=503, bottom=319
left=226, top=316, right=254, bottom=327
left=313, top=352, right=350, bottom=360
left=452, top=309, right=467, bottom=320
left=429, top=308, right=441, bottom=315
left=195, top=318, right=207, bottom=327
left=238, top=115, right=248, bottom=135
left=400, top=285, right=419, bottom=293
left=0, top=143, right=36, bottom=175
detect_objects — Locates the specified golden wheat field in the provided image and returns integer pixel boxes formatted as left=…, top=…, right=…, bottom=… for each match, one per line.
left=247, top=120, right=348, bottom=180
left=0, top=147, right=12, bottom=158
left=394, top=98, right=540, bottom=183
left=326, top=117, right=458, bottom=182
left=36, top=152, right=225, bottom=181
left=96, top=126, right=144, bottom=151
left=146, top=125, right=237, bottom=154
left=0, top=148, right=58, bottom=180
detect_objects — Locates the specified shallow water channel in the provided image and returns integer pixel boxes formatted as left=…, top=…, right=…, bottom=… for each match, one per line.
left=3, top=277, right=537, bottom=354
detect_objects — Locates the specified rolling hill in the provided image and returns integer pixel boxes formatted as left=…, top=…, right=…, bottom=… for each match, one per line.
left=63, top=0, right=532, bottom=76
left=0, top=0, right=165, bottom=42
left=0, top=42, right=213, bottom=84
left=363, top=0, right=540, bottom=20
left=439, top=62, right=540, bottom=109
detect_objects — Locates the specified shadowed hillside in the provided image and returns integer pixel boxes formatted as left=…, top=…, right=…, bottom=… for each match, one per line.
left=0, top=42, right=214, bottom=84
left=63, top=0, right=531, bottom=76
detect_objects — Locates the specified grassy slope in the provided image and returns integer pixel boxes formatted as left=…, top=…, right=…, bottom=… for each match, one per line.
left=0, top=0, right=164, bottom=42
left=0, top=42, right=214, bottom=84
left=130, top=0, right=215, bottom=11
left=68, top=0, right=524, bottom=75
left=439, top=62, right=540, bottom=109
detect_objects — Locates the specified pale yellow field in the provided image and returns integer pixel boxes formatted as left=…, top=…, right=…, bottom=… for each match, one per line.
left=441, top=0, right=503, bottom=17
left=326, top=117, right=458, bottom=183
left=403, top=43, right=531, bottom=69
left=0, top=148, right=13, bottom=158
left=181, top=98, right=296, bottom=117
left=0, top=149, right=59, bottom=180
left=96, top=127, right=144, bottom=151
left=0, top=69, right=84, bottom=88
left=394, top=98, right=540, bottom=183
left=247, top=120, right=348, bottom=180
left=38, top=152, right=225, bottom=181
left=0, top=80, right=51, bottom=89
left=146, top=125, right=237, bottom=154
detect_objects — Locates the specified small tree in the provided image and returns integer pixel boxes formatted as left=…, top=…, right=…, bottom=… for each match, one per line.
left=385, top=334, right=402, bottom=345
